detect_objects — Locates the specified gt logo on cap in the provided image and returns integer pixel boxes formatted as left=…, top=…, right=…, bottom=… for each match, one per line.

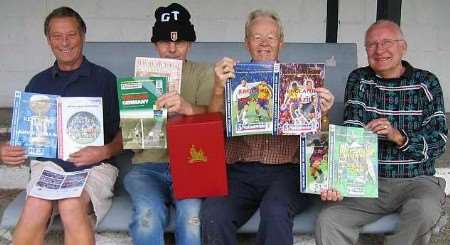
left=161, top=11, right=179, bottom=22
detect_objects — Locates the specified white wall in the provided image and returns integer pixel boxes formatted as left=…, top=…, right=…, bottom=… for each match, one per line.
left=338, top=0, right=377, bottom=67
left=0, top=0, right=449, bottom=110
left=402, top=0, right=450, bottom=110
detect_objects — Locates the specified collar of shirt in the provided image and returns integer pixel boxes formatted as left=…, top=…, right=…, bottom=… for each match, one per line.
left=368, top=60, right=414, bottom=81
left=50, top=56, right=91, bottom=84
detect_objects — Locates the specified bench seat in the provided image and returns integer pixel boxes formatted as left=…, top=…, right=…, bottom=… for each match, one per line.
left=1, top=190, right=400, bottom=234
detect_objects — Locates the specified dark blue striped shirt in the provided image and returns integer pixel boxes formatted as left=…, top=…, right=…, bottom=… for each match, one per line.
left=343, top=61, right=448, bottom=178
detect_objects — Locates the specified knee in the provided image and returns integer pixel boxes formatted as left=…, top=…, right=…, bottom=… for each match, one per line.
left=404, top=198, right=441, bottom=227
left=177, top=213, right=201, bottom=236
left=200, top=203, right=215, bottom=223
left=58, top=198, right=89, bottom=226
left=132, top=206, right=168, bottom=233
left=123, top=170, right=137, bottom=190
left=187, top=216, right=201, bottom=227
left=58, top=197, right=86, bottom=214
left=201, top=199, right=231, bottom=225
left=316, top=207, right=340, bottom=230
left=177, top=205, right=201, bottom=226
left=19, top=198, right=52, bottom=227
left=259, top=199, right=291, bottom=221
left=136, top=207, right=154, bottom=228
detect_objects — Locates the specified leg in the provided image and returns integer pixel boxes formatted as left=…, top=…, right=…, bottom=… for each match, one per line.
left=173, top=198, right=202, bottom=245
left=316, top=178, right=406, bottom=245
left=58, top=191, right=94, bottom=245
left=265, top=103, right=271, bottom=119
left=315, top=197, right=386, bottom=245
left=256, top=166, right=310, bottom=245
left=201, top=164, right=262, bottom=245
left=14, top=160, right=57, bottom=245
left=13, top=196, right=53, bottom=245
left=255, top=103, right=261, bottom=120
left=124, top=163, right=172, bottom=245
left=385, top=176, right=446, bottom=245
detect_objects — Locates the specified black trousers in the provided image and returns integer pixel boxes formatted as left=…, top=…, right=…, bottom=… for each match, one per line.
left=201, top=162, right=311, bottom=245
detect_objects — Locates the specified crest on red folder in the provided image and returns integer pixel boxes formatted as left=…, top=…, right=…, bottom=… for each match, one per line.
left=188, top=145, right=207, bottom=163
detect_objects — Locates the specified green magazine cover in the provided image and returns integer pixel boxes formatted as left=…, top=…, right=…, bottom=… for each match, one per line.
left=117, top=76, right=167, bottom=149
left=300, top=125, right=378, bottom=198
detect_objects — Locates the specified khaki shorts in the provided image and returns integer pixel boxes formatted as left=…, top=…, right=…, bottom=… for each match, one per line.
left=26, top=160, right=118, bottom=226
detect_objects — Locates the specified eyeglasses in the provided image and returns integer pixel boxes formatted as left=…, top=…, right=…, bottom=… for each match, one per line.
left=249, top=34, right=280, bottom=45
left=365, top=39, right=403, bottom=50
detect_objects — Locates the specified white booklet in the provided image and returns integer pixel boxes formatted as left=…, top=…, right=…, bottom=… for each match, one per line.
left=57, top=97, right=104, bottom=161
left=29, top=167, right=90, bottom=200
left=134, top=57, right=182, bottom=93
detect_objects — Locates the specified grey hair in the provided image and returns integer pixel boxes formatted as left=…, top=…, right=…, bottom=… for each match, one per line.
left=365, top=19, right=404, bottom=43
left=245, top=9, right=284, bottom=40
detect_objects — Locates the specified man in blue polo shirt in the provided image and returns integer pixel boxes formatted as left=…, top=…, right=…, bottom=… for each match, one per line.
left=0, top=6, right=122, bottom=245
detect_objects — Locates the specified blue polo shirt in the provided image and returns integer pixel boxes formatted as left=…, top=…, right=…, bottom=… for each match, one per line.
left=25, top=57, right=120, bottom=172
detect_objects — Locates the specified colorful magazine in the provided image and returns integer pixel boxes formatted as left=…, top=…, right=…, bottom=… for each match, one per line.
left=225, top=62, right=324, bottom=137
left=225, top=62, right=278, bottom=136
left=277, top=63, right=324, bottom=135
left=57, top=97, right=104, bottom=161
left=117, top=76, right=168, bottom=149
left=10, top=91, right=59, bottom=158
left=134, top=57, right=182, bottom=93
left=299, top=132, right=330, bottom=194
left=300, top=125, right=378, bottom=198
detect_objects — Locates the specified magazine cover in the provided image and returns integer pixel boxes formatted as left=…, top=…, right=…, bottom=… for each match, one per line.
left=57, top=97, right=104, bottom=161
left=10, top=91, right=59, bottom=158
left=29, top=167, right=90, bottom=200
left=328, top=124, right=378, bottom=198
left=299, top=132, right=330, bottom=194
left=117, top=76, right=168, bottom=149
left=300, top=125, right=378, bottom=198
left=225, top=62, right=279, bottom=137
left=134, top=57, right=182, bottom=93
left=278, top=63, right=324, bottom=135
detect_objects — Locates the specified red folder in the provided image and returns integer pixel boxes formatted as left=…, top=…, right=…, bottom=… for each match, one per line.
left=167, top=112, right=228, bottom=199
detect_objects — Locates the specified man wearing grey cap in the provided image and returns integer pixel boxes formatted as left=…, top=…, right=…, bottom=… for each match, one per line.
left=123, top=3, right=214, bottom=245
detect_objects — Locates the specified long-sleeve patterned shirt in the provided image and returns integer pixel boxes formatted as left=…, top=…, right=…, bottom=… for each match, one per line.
left=343, top=61, right=448, bottom=178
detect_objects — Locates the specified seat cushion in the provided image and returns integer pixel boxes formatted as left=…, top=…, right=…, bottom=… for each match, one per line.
left=2, top=190, right=403, bottom=234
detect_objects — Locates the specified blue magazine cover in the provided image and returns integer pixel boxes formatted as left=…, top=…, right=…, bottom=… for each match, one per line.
left=10, top=91, right=59, bottom=158
left=225, top=62, right=279, bottom=137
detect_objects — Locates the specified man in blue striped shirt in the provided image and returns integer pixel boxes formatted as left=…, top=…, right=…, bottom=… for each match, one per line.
left=316, top=20, right=448, bottom=245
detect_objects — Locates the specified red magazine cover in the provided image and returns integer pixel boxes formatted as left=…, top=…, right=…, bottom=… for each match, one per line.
left=167, top=112, right=228, bottom=199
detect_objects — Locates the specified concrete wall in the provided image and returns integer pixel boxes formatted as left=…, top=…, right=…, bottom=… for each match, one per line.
left=0, top=0, right=449, bottom=110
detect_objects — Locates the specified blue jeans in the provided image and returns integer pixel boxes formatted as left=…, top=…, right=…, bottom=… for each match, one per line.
left=124, top=163, right=201, bottom=245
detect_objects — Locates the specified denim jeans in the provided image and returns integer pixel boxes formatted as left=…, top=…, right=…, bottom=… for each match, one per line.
left=124, top=163, right=201, bottom=245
